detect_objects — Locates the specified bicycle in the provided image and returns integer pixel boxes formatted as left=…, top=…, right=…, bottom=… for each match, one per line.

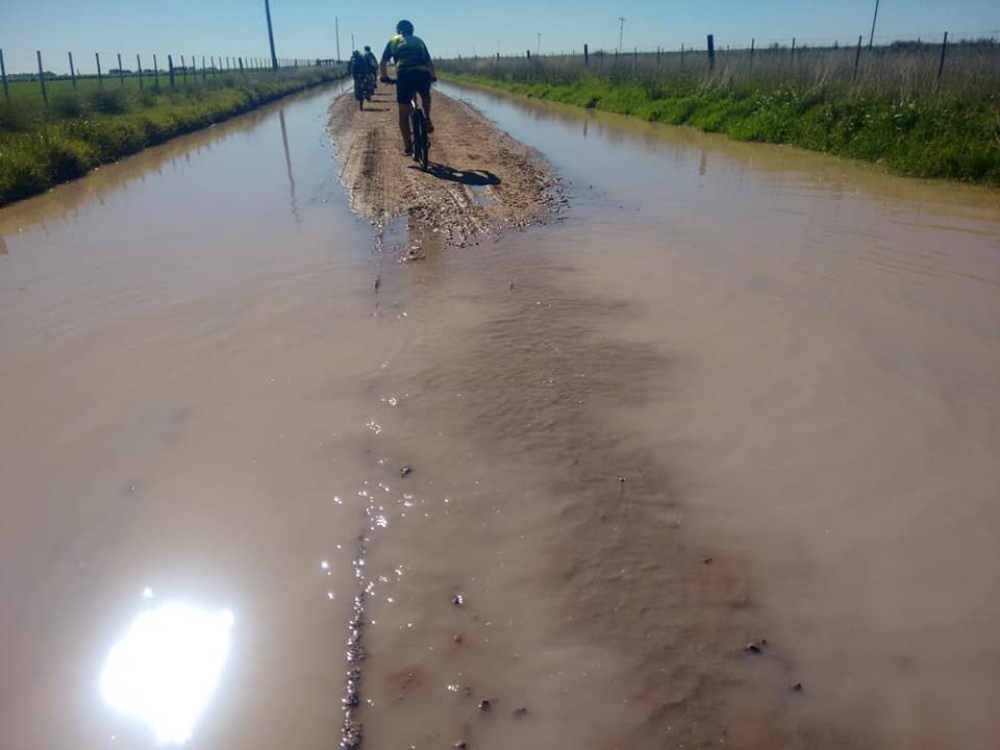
left=353, top=73, right=375, bottom=110
left=381, top=76, right=431, bottom=171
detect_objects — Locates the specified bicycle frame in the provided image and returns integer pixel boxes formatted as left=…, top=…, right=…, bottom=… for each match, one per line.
left=383, top=75, right=431, bottom=170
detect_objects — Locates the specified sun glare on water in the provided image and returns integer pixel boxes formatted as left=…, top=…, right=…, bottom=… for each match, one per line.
left=99, top=602, right=234, bottom=745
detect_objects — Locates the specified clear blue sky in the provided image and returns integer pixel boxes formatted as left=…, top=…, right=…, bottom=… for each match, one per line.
left=1, top=0, right=997, bottom=73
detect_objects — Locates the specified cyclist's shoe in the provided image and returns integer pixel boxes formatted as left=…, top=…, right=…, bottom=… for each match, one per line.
left=425, top=119, right=435, bottom=134
left=403, top=148, right=413, bottom=156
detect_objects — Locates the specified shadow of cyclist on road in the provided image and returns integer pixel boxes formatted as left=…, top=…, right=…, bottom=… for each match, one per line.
left=410, top=164, right=501, bottom=186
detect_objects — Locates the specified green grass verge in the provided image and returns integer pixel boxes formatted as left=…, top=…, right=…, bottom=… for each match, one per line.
left=441, top=72, right=1000, bottom=186
left=0, top=68, right=344, bottom=207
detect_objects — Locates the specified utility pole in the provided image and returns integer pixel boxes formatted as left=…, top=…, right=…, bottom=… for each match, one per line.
left=351, top=34, right=355, bottom=52
left=335, top=17, right=341, bottom=61
left=868, top=0, right=880, bottom=49
left=618, top=17, right=626, bottom=53
left=537, top=33, right=541, bottom=55
left=264, top=0, right=277, bottom=69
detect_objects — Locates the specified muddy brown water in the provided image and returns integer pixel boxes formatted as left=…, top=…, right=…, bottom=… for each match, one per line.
left=1, top=80, right=999, bottom=749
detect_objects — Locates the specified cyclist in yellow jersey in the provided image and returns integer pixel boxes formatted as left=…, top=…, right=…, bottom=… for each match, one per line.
left=379, top=19, right=437, bottom=156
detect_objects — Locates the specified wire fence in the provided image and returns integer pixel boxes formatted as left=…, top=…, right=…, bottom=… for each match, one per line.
left=0, top=47, right=339, bottom=104
left=444, top=32, right=1000, bottom=98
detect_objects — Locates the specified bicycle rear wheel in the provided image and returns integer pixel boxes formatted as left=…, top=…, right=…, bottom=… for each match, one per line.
left=411, top=109, right=429, bottom=171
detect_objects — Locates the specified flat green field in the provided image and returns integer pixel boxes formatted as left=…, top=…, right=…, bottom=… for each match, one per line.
left=5, top=71, right=233, bottom=102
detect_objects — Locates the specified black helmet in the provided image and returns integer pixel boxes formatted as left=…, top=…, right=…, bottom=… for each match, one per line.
left=396, top=19, right=414, bottom=35
left=364, top=45, right=371, bottom=52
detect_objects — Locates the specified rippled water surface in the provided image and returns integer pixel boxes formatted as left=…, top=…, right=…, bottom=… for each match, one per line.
left=1, top=81, right=998, bottom=749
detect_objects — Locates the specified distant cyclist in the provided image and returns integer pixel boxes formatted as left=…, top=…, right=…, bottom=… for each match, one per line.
left=379, top=19, right=436, bottom=156
left=362, top=46, right=379, bottom=82
left=347, top=49, right=366, bottom=80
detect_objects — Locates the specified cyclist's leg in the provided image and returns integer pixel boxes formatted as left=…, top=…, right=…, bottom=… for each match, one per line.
left=396, top=73, right=416, bottom=153
left=398, top=102, right=414, bottom=153
left=418, top=73, right=433, bottom=129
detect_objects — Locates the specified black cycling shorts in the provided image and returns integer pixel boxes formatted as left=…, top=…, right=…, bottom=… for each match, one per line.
left=396, top=70, right=432, bottom=106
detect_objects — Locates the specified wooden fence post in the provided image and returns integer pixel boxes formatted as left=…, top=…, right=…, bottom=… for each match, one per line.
left=853, top=35, right=862, bottom=80
left=239, top=57, right=245, bottom=73
left=750, top=38, right=755, bottom=66
left=96, top=52, right=103, bottom=87
left=707, top=35, right=715, bottom=71
left=0, top=49, right=7, bottom=103
left=680, top=43, right=685, bottom=69
left=181, top=55, right=187, bottom=83
left=68, top=51, right=77, bottom=89
left=202, top=56, right=207, bottom=80
left=791, top=37, right=796, bottom=65
left=154, top=53, right=159, bottom=88
left=937, top=31, right=948, bottom=80
left=584, top=43, right=589, bottom=67
left=117, top=53, right=125, bottom=85
left=137, top=54, right=143, bottom=90
left=36, top=50, right=48, bottom=102
left=168, top=54, right=175, bottom=88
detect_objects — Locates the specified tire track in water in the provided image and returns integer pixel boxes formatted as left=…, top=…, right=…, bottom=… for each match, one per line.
left=339, top=482, right=377, bottom=750
left=339, top=192, right=409, bottom=750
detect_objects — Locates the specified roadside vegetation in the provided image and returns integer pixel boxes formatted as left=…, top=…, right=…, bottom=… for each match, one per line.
left=0, top=66, right=344, bottom=207
left=439, top=40, right=1000, bottom=185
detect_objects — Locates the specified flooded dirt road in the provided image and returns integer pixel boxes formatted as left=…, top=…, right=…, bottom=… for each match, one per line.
left=1, top=79, right=999, bottom=749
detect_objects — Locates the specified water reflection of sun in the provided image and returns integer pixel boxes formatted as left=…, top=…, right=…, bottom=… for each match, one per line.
left=100, top=600, right=234, bottom=745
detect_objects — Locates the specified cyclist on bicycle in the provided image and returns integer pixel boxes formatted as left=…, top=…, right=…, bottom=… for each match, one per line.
left=379, top=19, right=436, bottom=156
left=348, top=49, right=375, bottom=104
left=362, top=46, right=379, bottom=83
left=348, top=49, right=366, bottom=81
